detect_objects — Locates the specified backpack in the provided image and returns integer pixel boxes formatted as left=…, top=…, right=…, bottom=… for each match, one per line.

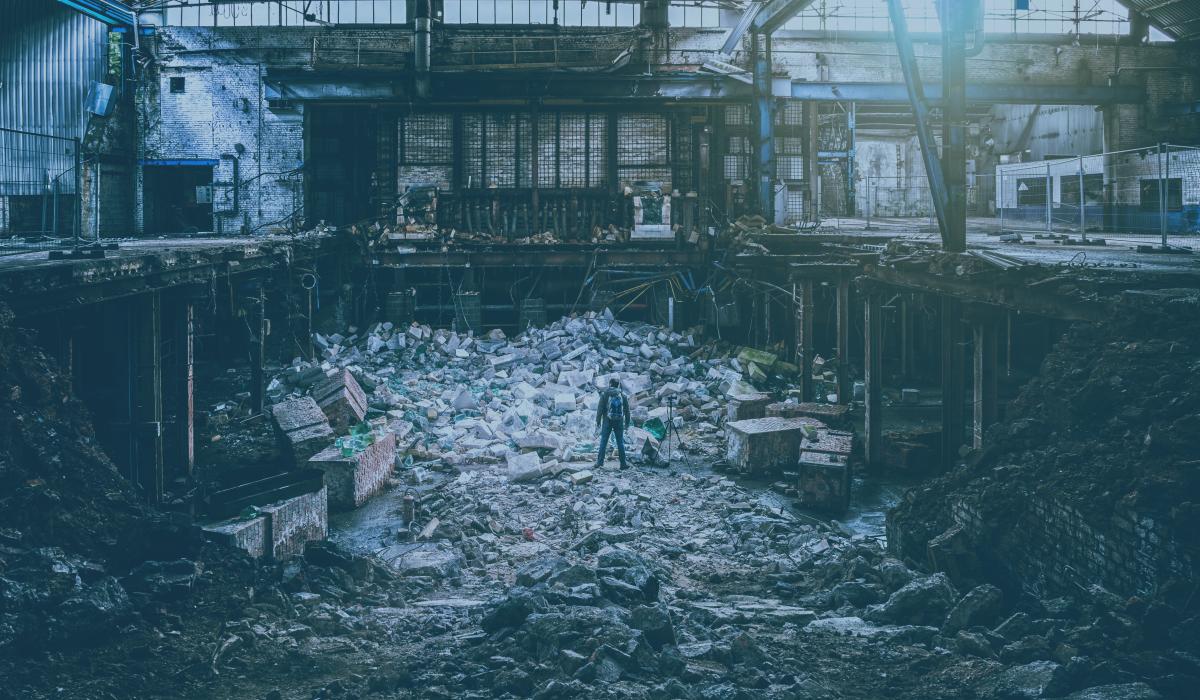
left=606, top=391, right=624, bottom=422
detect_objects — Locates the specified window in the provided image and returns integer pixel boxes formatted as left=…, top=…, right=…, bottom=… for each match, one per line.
left=1015, top=177, right=1047, bottom=207
left=1140, top=179, right=1183, bottom=211
left=1060, top=174, right=1103, bottom=205
left=169, top=76, right=186, bottom=94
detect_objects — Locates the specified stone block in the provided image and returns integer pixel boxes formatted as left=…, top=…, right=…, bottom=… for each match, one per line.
left=800, top=430, right=854, bottom=457
left=507, top=452, right=546, bottom=483
left=308, top=432, right=397, bottom=509
left=765, top=401, right=851, bottom=429
left=796, top=451, right=851, bottom=514
left=726, top=392, right=773, bottom=422
left=724, top=417, right=812, bottom=474
left=311, top=369, right=367, bottom=431
left=271, top=396, right=335, bottom=465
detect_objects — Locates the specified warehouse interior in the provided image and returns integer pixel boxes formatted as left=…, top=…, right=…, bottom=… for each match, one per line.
left=1, top=1, right=1199, bottom=698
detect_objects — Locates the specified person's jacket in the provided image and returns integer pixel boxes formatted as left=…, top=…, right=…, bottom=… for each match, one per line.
left=596, top=387, right=631, bottom=428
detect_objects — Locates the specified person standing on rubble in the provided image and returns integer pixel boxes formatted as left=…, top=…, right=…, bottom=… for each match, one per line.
left=594, top=378, right=631, bottom=470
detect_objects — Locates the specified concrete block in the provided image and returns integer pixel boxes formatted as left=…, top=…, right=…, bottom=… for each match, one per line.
left=271, top=396, right=335, bottom=465
left=258, top=485, right=328, bottom=560
left=507, top=451, right=546, bottom=482
left=570, top=470, right=594, bottom=485
left=726, top=392, right=773, bottom=422
left=311, top=369, right=368, bottom=432
left=308, top=432, right=397, bottom=510
left=796, top=451, right=851, bottom=514
left=202, top=515, right=268, bottom=560
left=724, top=417, right=812, bottom=474
left=800, top=430, right=854, bottom=457
left=765, top=401, right=851, bottom=429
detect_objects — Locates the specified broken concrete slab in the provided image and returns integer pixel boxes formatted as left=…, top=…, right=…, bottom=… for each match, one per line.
left=376, top=542, right=464, bottom=578
left=726, top=392, right=773, bottom=422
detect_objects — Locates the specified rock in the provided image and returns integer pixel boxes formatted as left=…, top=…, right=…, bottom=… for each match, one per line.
left=481, top=589, right=543, bottom=632
left=944, top=584, right=1004, bottom=634
left=803, top=617, right=938, bottom=644
left=1060, top=683, right=1163, bottom=700
left=54, top=577, right=131, bottom=641
left=122, top=559, right=201, bottom=601
left=975, top=660, right=1069, bottom=699
left=866, top=573, right=958, bottom=627
left=831, top=580, right=884, bottom=607
left=629, top=604, right=676, bottom=648
left=507, top=451, right=546, bottom=483
left=376, top=542, right=463, bottom=578
left=956, top=630, right=998, bottom=658
left=515, top=556, right=569, bottom=587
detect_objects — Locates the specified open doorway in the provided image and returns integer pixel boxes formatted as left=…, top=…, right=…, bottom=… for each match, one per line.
left=143, top=163, right=213, bottom=234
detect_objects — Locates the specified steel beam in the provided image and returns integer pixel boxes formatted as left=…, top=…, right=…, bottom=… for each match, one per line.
left=752, top=0, right=818, bottom=35
left=720, top=1, right=764, bottom=55
left=886, top=0, right=951, bottom=247
left=789, top=82, right=1144, bottom=105
left=57, top=0, right=135, bottom=25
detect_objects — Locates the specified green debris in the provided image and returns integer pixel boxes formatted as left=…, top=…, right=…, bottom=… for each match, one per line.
left=643, top=418, right=667, bottom=441
left=738, top=347, right=778, bottom=370
left=747, top=361, right=768, bottom=383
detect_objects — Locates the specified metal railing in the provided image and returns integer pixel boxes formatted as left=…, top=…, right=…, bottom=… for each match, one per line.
left=0, top=127, right=83, bottom=253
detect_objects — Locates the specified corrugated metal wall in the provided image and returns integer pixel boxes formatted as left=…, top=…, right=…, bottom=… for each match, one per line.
left=0, top=0, right=108, bottom=196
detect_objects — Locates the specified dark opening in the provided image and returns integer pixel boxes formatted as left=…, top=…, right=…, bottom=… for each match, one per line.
left=5, top=193, right=78, bottom=236
left=143, top=164, right=213, bottom=234
left=1060, top=173, right=1103, bottom=205
left=1139, top=178, right=1183, bottom=211
left=169, top=76, right=186, bottom=94
left=306, top=107, right=378, bottom=225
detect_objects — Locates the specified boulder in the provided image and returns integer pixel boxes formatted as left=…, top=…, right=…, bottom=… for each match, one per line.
left=975, top=660, right=1069, bottom=699
left=944, top=584, right=1004, bottom=634
left=629, top=604, right=676, bottom=648
left=1060, top=684, right=1163, bottom=700
left=866, top=573, right=958, bottom=627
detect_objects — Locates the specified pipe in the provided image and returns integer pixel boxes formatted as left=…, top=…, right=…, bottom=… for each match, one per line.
left=414, top=0, right=431, bottom=98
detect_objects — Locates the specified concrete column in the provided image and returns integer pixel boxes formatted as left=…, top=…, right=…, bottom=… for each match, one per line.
left=972, top=318, right=999, bottom=450
left=132, top=291, right=164, bottom=503
left=762, top=289, right=771, bottom=347
left=836, top=277, right=851, bottom=404
left=864, top=292, right=884, bottom=467
left=940, top=296, right=966, bottom=467
left=795, top=279, right=814, bottom=402
left=183, top=300, right=195, bottom=477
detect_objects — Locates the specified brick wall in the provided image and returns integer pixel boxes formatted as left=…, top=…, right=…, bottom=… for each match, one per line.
left=949, top=496, right=1199, bottom=600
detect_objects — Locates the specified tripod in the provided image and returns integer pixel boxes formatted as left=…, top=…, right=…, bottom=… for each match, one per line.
left=662, top=395, right=693, bottom=469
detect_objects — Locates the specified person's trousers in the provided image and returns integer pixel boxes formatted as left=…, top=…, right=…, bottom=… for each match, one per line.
left=596, top=421, right=628, bottom=467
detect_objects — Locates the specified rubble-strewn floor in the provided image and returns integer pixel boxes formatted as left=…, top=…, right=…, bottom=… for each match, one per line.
left=0, top=301, right=1188, bottom=700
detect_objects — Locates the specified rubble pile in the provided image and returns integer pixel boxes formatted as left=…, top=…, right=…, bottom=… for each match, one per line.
left=272, top=309, right=800, bottom=472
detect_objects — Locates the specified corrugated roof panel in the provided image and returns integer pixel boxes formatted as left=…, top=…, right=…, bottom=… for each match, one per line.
left=1123, top=0, right=1200, bottom=39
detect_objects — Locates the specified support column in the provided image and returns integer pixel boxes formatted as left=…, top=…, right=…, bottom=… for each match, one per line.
left=751, top=32, right=775, bottom=220
left=864, top=291, right=883, bottom=467
left=761, top=289, right=771, bottom=347
left=835, top=277, right=851, bottom=404
left=972, top=318, right=999, bottom=450
left=795, top=279, right=814, bottom=402
left=940, top=296, right=966, bottom=467
left=132, top=291, right=164, bottom=503
left=804, top=102, right=819, bottom=223
left=899, top=297, right=913, bottom=381
left=940, top=1, right=969, bottom=252
left=247, top=284, right=266, bottom=415
left=183, top=299, right=195, bottom=477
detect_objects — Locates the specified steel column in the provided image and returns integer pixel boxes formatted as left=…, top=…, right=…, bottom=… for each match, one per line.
left=836, top=278, right=851, bottom=404
left=940, top=296, right=966, bottom=467
left=795, top=279, right=814, bottom=401
left=752, top=33, right=775, bottom=220
left=864, top=292, right=883, bottom=467
left=972, top=319, right=998, bottom=450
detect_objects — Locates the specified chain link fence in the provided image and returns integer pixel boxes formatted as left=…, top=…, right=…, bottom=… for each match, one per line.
left=995, top=144, right=1200, bottom=246
left=0, top=127, right=83, bottom=254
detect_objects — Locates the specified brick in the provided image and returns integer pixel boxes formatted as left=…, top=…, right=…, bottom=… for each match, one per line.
left=258, top=485, right=328, bottom=560
left=311, top=369, right=368, bottom=431
left=202, top=514, right=268, bottom=560
left=765, top=401, right=851, bottom=429
left=308, top=432, right=397, bottom=509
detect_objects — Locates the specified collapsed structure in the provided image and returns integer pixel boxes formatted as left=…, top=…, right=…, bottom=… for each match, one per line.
left=2, top=1, right=1200, bottom=699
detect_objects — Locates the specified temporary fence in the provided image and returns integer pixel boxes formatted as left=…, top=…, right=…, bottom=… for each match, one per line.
left=995, top=144, right=1200, bottom=246
left=0, top=126, right=83, bottom=253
